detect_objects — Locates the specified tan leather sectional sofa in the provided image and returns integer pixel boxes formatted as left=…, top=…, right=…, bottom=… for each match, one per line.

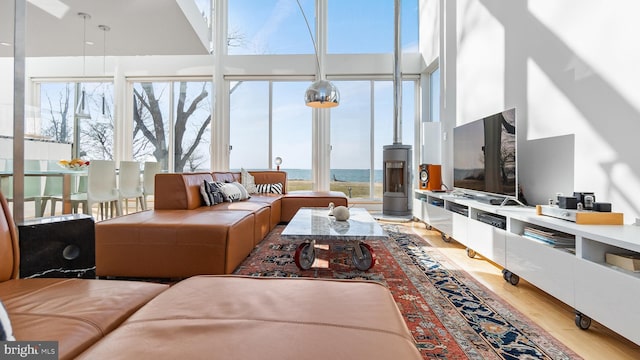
left=95, top=171, right=348, bottom=279
left=0, top=191, right=422, bottom=359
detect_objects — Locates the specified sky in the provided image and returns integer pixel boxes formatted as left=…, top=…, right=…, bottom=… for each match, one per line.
left=226, top=0, right=420, bottom=170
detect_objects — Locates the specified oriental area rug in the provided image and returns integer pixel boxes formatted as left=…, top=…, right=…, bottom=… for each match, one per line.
left=233, top=223, right=581, bottom=360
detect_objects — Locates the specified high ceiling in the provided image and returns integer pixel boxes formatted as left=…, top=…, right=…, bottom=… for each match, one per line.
left=0, top=0, right=211, bottom=57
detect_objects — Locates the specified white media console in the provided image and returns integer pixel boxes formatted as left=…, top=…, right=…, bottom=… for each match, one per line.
left=413, top=189, right=640, bottom=346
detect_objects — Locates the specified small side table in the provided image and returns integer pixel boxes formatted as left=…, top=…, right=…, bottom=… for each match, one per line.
left=18, top=214, right=96, bottom=279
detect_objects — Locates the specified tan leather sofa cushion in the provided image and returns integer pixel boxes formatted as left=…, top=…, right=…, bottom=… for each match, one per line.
left=154, top=172, right=213, bottom=210
left=249, top=194, right=283, bottom=229
left=212, top=202, right=272, bottom=244
left=77, top=275, right=421, bottom=360
left=96, top=209, right=255, bottom=278
left=0, top=278, right=167, bottom=360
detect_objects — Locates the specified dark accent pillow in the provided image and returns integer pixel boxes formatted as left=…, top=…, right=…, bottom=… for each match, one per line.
left=255, top=183, right=283, bottom=194
left=0, top=299, right=14, bottom=341
left=200, top=180, right=225, bottom=206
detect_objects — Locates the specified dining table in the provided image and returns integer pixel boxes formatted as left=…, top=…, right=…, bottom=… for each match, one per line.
left=0, top=169, right=88, bottom=215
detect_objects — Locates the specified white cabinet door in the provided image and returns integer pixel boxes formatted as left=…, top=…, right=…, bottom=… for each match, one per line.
left=506, top=233, right=575, bottom=306
left=451, top=212, right=469, bottom=247
left=468, top=219, right=506, bottom=266
left=422, top=202, right=452, bottom=234
left=574, top=259, right=640, bottom=345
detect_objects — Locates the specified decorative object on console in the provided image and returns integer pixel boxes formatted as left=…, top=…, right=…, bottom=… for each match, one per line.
left=274, top=157, right=282, bottom=171
left=333, top=206, right=350, bottom=221
left=536, top=205, right=623, bottom=225
left=593, top=202, right=612, bottom=212
left=558, top=196, right=578, bottom=209
left=573, top=192, right=595, bottom=209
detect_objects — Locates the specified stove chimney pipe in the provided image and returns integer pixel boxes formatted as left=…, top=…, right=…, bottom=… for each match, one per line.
left=393, top=0, right=402, bottom=145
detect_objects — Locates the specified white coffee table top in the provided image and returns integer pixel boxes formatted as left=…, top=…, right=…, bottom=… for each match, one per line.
left=281, top=207, right=387, bottom=241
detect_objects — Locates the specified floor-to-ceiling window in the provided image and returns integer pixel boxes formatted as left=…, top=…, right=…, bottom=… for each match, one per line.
left=132, top=80, right=212, bottom=172
left=229, top=80, right=313, bottom=191
left=37, top=80, right=115, bottom=160
left=331, top=79, right=416, bottom=200
left=226, top=0, right=419, bottom=198
left=272, top=82, right=313, bottom=189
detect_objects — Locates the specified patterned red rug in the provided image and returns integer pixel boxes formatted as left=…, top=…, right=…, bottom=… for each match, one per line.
left=234, top=223, right=581, bottom=360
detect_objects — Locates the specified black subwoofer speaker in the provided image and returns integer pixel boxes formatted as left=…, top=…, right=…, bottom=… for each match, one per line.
left=18, top=214, right=95, bottom=279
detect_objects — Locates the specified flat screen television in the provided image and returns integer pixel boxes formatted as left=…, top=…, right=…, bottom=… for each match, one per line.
left=453, top=108, right=517, bottom=199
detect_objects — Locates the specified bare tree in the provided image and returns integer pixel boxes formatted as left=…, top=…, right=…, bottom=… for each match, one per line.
left=133, top=82, right=211, bottom=172
left=81, top=119, right=114, bottom=160
left=41, top=84, right=72, bottom=143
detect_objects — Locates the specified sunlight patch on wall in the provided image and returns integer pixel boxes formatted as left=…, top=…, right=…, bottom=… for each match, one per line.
left=456, top=0, right=504, bottom=124
left=527, top=59, right=615, bottom=160
left=529, top=0, right=640, bottom=112
left=609, top=163, right=640, bottom=223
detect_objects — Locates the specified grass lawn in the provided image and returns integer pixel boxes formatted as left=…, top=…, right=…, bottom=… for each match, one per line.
left=287, top=180, right=383, bottom=199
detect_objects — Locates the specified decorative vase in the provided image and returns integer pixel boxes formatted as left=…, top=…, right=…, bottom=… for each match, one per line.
left=333, top=206, right=350, bottom=221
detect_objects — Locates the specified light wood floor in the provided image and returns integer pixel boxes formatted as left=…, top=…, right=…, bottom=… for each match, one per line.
left=403, top=220, right=640, bottom=360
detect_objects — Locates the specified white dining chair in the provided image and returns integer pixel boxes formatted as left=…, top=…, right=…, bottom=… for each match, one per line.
left=119, top=161, right=145, bottom=213
left=40, top=160, right=63, bottom=216
left=142, top=161, right=161, bottom=210
left=41, top=160, right=89, bottom=216
left=72, top=160, right=121, bottom=220
left=1, top=160, right=44, bottom=218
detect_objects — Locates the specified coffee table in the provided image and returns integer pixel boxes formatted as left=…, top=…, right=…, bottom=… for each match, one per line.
left=281, top=207, right=387, bottom=271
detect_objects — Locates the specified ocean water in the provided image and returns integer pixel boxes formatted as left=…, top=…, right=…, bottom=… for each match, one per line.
left=232, top=168, right=383, bottom=182
left=287, top=169, right=383, bottom=182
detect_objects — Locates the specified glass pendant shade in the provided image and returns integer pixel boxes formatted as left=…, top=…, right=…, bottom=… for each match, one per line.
left=304, top=79, right=340, bottom=108
left=75, top=89, right=91, bottom=119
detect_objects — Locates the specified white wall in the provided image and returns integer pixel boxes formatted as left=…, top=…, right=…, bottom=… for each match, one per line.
left=0, top=137, right=71, bottom=162
left=434, top=0, right=640, bottom=223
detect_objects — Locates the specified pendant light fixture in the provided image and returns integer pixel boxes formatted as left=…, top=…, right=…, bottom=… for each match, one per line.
left=75, top=12, right=91, bottom=119
left=295, top=0, right=339, bottom=108
left=98, top=24, right=110, bottom=116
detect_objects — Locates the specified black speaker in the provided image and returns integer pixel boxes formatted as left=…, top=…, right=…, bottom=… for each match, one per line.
left=18, top=214, right=95, bottom=279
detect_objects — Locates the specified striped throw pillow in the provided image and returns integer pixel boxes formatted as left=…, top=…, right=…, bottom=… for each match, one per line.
left=255, top=183, right=283, bottom=194
left=219, top=182, right=250, bottom=202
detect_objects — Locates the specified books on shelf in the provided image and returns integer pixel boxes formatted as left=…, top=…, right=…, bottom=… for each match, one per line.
left=605, top=253, right=640, bottom=272
left=523, top=226, right=575, bottom=249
